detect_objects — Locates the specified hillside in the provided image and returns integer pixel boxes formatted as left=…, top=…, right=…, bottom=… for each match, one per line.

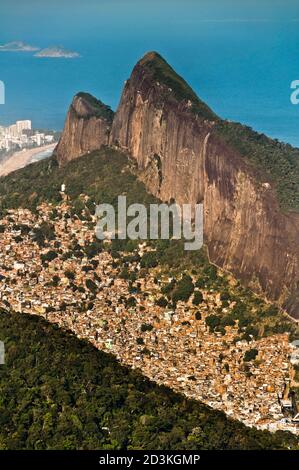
left=0, top=147, right=299, bottom=441
left=0, top=148, right=297, bottom=340
left=54, top=93, right=114, bottom=166
left=0, top=308, right=298, bottom=450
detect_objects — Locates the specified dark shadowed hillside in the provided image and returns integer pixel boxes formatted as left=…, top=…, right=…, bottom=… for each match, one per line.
left=0, top=309, right=298, bottom=450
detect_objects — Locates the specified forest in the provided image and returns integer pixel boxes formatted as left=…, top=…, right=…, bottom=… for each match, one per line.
left=0, top=309, right=298, bottom=450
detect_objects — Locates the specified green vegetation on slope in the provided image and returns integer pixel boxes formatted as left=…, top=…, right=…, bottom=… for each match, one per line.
left=0, top=148, right=156, bottom=212
left=75, top=92, right=114, bottom=122
left=215, top=120, right=299, bottom=212
left=0, top=149, right=298, bottom=448
left=0, top=309, right=298, bottom=450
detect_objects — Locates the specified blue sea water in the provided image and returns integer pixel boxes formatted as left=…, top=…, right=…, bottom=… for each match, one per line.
left=0, top=0, right=299, bottom=146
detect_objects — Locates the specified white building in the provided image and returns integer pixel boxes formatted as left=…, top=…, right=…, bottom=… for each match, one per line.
left=16, top=120, right=31, bottom=134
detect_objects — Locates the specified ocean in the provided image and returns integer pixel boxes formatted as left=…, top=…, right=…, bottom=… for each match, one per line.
left=0, top=0, right=298, bottom=146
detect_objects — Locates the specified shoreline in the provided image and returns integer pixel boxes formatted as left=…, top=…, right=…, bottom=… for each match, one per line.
left=0, top=143, right=56, bottom=177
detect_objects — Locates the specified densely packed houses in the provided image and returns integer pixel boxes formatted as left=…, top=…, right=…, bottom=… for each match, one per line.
left=0, top=200, right=298, bottom=435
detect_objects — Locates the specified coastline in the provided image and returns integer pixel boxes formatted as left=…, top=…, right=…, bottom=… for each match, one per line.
left=0, top=143, right=56, bottom=177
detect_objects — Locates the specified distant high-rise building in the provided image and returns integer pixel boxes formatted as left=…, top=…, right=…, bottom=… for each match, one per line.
left=8, top=124, right=18, bottom=138
left=16, top=120, right=31, bottom=134
left=34, top=133, right=44, bottom=146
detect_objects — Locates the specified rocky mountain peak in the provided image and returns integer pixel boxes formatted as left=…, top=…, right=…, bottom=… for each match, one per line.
left=131, top=51, right=217, bottom=120
left=54, top=92, right=114, bottom=166
left=72, top=92, right=114, bottom=122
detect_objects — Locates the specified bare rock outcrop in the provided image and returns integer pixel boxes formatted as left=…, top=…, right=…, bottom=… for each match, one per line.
left=55, top=92, right=114, bottom=166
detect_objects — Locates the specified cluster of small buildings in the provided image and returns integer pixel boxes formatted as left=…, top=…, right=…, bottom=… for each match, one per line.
left=0, top=199, right=298, bottom=435
left=0, top=120, right=54, bottom=153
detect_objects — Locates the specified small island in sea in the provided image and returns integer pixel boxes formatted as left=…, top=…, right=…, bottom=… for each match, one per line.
left=34, top=46, right=80, bottom=58
left=0, top=41, right=39, bottom=52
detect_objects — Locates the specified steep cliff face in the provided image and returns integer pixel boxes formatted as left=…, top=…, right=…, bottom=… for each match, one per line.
left=111, top=52, right=299, bottom=318
left=55, top=93, right=114, bottom=166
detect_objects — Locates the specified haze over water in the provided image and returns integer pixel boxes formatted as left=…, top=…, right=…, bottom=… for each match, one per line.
left=0, top=0, right=299, bottom=147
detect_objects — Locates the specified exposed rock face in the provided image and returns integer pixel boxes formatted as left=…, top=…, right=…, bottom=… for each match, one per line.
left=111, top=52, right=299, bottom=318
left=55, top=93, right=114, bottom=166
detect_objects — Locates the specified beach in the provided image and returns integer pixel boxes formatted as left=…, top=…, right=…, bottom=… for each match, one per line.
left=0, top=143, right=56, bottom=176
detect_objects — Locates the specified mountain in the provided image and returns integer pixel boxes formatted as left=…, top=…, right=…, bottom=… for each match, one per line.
left=54, top=92, right=114, bottom=165
left=1, top=148, right=296, bottom=341
left=34, top=47, right=80, bottom=58
left=55, top=52, right=298, bottom=318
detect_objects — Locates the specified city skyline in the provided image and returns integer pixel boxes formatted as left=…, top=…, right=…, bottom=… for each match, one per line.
left=0, top=119, right=55, bottom=153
